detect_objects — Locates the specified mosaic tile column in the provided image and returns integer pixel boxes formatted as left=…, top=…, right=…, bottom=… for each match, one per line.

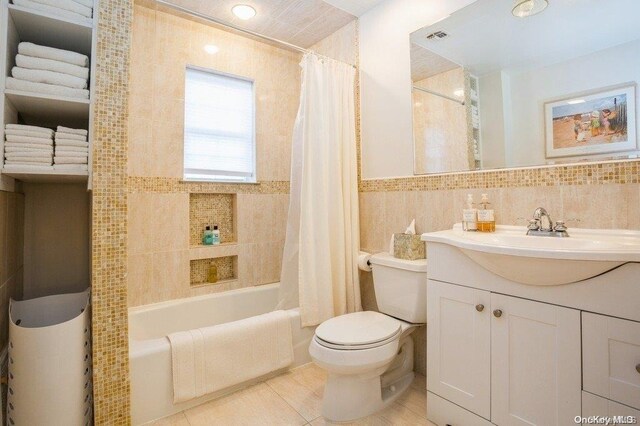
left=91, top=0, right=133, bottom=422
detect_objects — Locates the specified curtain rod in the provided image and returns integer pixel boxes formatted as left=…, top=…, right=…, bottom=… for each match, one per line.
left=152, top=0, right=356, bottom=69
left=412, top=85, right=465, bottom=106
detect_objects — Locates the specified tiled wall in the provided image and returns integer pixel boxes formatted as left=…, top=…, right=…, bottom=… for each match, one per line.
left=126, top=4, right=300, bottom=307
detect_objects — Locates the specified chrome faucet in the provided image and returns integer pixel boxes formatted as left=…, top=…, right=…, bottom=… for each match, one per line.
left=526, top=207, right=569, bottom=237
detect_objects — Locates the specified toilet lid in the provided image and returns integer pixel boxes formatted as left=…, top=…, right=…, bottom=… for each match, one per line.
left=315, top=311, right=402, bottom=347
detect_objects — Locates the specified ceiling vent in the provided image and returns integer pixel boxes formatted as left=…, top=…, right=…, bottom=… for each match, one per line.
left=426, top=31, right=448, bottom=41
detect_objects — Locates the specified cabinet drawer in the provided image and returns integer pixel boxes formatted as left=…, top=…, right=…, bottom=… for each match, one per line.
left=583, top=312, right=640, bottom=410
left=582, top=391, right=640, bottom=418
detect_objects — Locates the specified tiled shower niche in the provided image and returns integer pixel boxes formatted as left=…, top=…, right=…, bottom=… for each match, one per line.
left=190, top=256, right=237, bottom=286
left=189, top=193, right=237, bottom=246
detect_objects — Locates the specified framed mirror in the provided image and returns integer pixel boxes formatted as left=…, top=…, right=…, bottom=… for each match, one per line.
left=410, top=0, right=640, bottom=175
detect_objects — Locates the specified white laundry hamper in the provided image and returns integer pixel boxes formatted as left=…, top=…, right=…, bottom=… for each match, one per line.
left=7, top=288, right=92, bottom=426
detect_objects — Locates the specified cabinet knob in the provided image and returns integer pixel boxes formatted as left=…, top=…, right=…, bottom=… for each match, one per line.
left=493, top=309, right=503, bottom=318
left=475, top=304, right=484, bottom=312
left=636, top=364, right=640, bottom=374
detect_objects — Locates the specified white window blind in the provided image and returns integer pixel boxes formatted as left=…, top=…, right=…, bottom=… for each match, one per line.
left=184, top=67, right=256, bottom=182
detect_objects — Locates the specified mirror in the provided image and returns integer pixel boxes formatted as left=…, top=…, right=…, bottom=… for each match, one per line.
left=410, top=0, right=640, bottom=174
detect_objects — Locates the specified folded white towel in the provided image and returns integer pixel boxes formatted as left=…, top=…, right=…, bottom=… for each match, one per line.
left=5, top=135, right=53, bottom=145
left=16, top=54, right=89, bottom=80
left=55, top=131, right=86, bottom=141
left=5, top=156, right=52, bottom=163
left=18, top=42, right=89, bottom=67
left=27, top=0, right=92, bottom=17
left=54, top=150, right=87, bottom=157
left=53, top=145, right=87, bottom=152
left=54, top=156, right=87, bottom=164
left=12, top=0, right=92, bottom=25
left=168, top=310, right=293, bottom=404
left=54, top=139, right=89, bottom=148
left=12, top=66, right=87, bottom=89
left=53, top=164, right=89, bottom=171
left=5, top=146, right=53, bottom=153
left=6, top=77, right=89, bottom=99
left=6, top=149, right=52, bottom=156
left=5, top=124, right=54, bottom=136
left=5, top=143, right=53, bottom=151
left=4, top=163, right=54, bottom=170
left=57, top=126, right=88, bottom=136
left=5, top=129, right=54, bottom=139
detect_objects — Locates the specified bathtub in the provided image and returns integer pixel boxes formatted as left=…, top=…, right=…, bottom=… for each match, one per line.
left=128, top=283, right=315, bottom=425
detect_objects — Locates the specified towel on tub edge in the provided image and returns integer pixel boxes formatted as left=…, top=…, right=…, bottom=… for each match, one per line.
left=167, top=310, right=293, bottom=404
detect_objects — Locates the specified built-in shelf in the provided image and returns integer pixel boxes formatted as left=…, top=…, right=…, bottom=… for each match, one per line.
left=189, top=242, right=238, bottom=261
left=8, top=4, right=93, bottom=55
left=190, top=256, right=238, bottom=286
left=5, top=90, right=90, bottom=127
left=1, top=167, right=88, bottom=183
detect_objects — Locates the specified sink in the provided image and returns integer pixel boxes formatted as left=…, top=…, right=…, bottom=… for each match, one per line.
left=421, top=224, right=640, bottom=286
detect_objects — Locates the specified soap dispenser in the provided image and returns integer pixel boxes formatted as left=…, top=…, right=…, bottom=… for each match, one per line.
left=477, top=193, right=496, bottom=232
left=462, top=193, right=478, bottom=231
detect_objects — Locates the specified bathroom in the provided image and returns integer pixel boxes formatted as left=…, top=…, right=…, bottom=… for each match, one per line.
left=0, top=0, right=639, bottom=424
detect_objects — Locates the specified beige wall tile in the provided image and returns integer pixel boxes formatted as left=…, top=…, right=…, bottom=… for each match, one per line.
left=561, top=184, right=639, bottom=229
left=127, top=253, right=153, bottom=307
left=254, top=241, right=284, bottom=285
left=358, top=192, right=385, bottom=253
left=498, top=186, right=563, bottom=226
left=152, top=250, right=190, bottom=302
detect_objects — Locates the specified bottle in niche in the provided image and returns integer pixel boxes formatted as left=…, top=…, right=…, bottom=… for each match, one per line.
left=212, top=225, right=221, bottom=245
left=202, top=225, right=214, bottom=245
left=462, top=193, right=477, bottom=232
left=477, top=193, right=496, bottom=232
left=208, top=262, right=218, bottom=283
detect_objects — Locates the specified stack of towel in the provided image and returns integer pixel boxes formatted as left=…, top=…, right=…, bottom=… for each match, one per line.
left=3, top=124, right=54, bottom=170
left=7, top=42, right=90, bottom=100
left=11, top=0, right=93, bottom=25
left=54, top=126, right=88, bottom=171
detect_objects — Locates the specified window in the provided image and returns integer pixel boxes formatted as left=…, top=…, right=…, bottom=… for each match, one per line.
left=183, top=67, right=256, bottom=182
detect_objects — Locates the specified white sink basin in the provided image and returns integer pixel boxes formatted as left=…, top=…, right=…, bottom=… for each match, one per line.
left=422, top=224, right=640, bottom=286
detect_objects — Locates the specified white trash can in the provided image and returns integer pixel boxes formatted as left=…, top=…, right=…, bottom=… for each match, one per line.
left=7, top=288, right=92, bottom=426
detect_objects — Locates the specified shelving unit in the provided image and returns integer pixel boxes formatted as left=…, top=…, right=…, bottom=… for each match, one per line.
left=0, top=0, right=97, bottom=185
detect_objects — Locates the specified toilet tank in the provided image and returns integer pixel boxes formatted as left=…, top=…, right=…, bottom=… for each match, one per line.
left=369, top=253, right=427, bottom=324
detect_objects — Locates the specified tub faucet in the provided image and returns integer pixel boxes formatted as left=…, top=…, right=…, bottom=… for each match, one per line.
left=526, top=207, right=569, bottom=237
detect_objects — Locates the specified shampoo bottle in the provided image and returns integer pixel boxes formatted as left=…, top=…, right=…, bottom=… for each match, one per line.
left=207, top=262, right=218, bottom=283
left=462, top=193, right=478, bottom=232
left=202, top=225, right=214, bottom=245
left=212, top=225, right=221, bottom=245
left=477, top=193, right=496, bottom=232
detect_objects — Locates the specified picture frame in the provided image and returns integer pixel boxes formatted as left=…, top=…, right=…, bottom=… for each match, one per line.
left=544, top=84, right=637, bottom=159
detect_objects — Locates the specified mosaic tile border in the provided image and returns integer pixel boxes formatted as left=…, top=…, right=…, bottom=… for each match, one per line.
left=359, top=160, right=640, bottom=192
left=91, top=0, right=133, bottom=423
left=127, top=177, right=290, bottom=194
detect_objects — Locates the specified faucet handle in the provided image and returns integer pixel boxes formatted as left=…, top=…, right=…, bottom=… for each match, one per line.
left=554, top=220, right=567, bottom=232
left=527, top=219, right=540, bottom=231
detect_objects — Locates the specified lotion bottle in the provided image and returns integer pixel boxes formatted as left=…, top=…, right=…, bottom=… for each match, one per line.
left=212, top=225, right=221, bottom=245
left=202, top=225, right=214, bottom=245
left=477, top=193, right=496, bottom=232
left=462, top=194, right=477, bottom=231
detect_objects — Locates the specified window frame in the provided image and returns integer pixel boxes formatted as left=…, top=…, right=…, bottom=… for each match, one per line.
left=182, top=65, right=257, bottom=184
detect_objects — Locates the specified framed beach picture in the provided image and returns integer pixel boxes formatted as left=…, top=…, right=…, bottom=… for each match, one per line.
left=545, top=84, right=637, bottom=159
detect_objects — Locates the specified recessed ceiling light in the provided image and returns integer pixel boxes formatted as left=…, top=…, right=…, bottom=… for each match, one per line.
left=232, top=4, right=256, bottom=20
left=453, top=88, right=465, bottom=98
left=567, top=99, right=585, bottom=105
left=512, top=0, right=548, bottom=17
left=204, top=44, right=219, bottom=54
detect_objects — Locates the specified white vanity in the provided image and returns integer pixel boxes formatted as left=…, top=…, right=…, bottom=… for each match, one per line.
left=422, top=225, right=640, bottom=426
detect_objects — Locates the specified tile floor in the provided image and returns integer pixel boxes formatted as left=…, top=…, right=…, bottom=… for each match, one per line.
left=149, top=364, right=434, bottom=425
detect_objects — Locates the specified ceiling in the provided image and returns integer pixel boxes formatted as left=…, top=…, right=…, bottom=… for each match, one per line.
left=411, top=43, right=459, bottom=82
left=411, top=0, right=640, bottom=76
left=162, top=0, right=365, bottom=48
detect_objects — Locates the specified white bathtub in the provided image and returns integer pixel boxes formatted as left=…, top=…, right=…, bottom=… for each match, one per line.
left=128, top=283, right=315, bottom=425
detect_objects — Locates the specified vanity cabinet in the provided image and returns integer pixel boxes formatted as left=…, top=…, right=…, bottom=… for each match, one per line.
left=427, top=281, right=581, bottom=425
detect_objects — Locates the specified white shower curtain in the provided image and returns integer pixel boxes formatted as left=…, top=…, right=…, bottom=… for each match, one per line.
left=278, top=53, right=361, bottom=327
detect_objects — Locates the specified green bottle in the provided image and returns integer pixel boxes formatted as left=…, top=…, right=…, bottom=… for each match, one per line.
left=202, top=225, right=214, bottom=245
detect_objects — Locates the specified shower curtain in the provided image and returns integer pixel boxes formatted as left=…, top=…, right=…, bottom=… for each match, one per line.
left=278, top=53, right=361, bottom=327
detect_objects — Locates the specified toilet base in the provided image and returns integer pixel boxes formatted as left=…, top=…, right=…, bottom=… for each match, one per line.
left=320, top=336, right=415, bottom=422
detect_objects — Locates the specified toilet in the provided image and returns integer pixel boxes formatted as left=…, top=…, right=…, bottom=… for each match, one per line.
left=309, top=252, right=427, bottom=422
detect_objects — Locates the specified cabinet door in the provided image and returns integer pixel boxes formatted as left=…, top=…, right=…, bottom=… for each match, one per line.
left=427, top=280, right=491, bottom=419
left=491, top=294, right=581, bottom=426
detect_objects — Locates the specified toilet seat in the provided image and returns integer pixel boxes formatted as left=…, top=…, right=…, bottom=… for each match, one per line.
left=314, top=311, right=403, bottom=350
